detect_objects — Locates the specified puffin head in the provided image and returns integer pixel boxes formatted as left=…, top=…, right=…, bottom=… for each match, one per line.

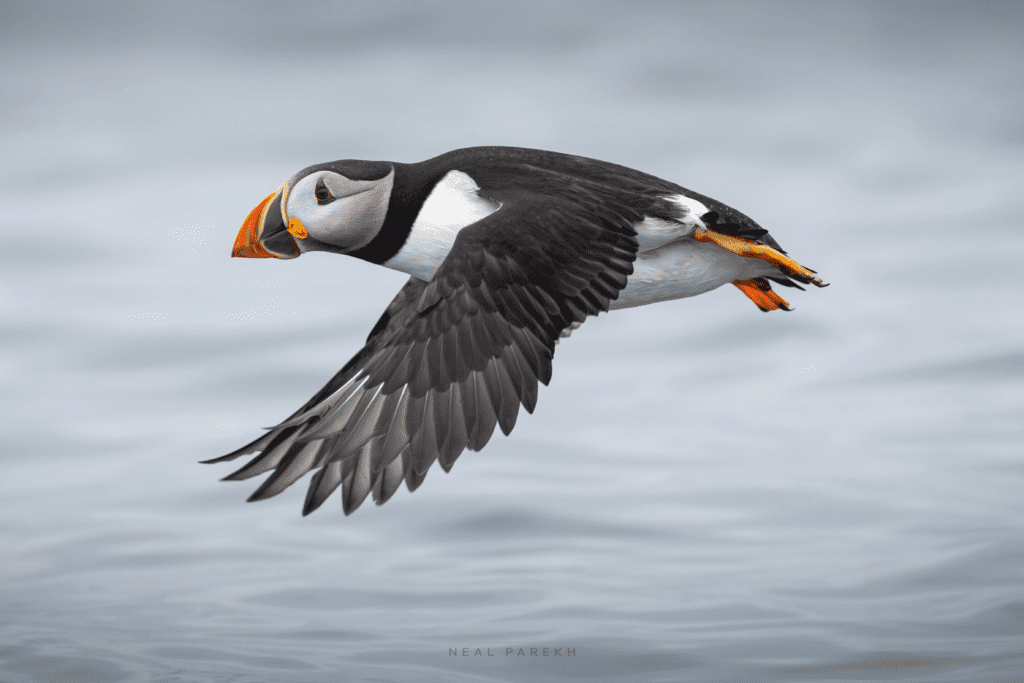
left=232, top=160, right=395, bottom=259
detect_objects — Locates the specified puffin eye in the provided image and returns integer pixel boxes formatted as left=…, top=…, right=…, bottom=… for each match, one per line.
left=314, top=177, right=335, bottom=205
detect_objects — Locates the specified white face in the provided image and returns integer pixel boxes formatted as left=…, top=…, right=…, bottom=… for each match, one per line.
left=285, top=168, right=395, bottom=253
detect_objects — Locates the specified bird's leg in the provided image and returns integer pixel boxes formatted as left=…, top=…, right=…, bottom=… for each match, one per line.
left=693, top=227, right=825, bottom=286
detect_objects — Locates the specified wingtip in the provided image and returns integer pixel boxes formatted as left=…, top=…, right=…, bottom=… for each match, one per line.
left=301, top=494, right=325, bottom=517
left=200, top=452, right=243, bottom=465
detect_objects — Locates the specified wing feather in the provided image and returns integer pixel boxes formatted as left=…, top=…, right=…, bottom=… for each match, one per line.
left=372, top=450, right=405, bottom=505
left=302, top=459, right=342, bottom=516
left=492, top=357, right=521, bottom=437
left=375, top=387, right=411, bottom=472
left=222, top=427, right=300, bottom=481
left=247, top=440, right=323, bottom=502
left=404, top=466, right=428, bottom=493
left=467, top=370, right=497, bottom=452
left=341, top=438, right=376, bottom=515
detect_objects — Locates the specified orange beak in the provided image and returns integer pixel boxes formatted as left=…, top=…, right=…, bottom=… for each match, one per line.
left=232, top=191, right=279, bottom=258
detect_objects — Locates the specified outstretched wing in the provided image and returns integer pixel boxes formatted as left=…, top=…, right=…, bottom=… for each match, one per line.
left=204, top=191, right=641, bottom=515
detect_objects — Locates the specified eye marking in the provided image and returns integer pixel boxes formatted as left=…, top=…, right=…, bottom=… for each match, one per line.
left=314, top=177, right=335, bottom=205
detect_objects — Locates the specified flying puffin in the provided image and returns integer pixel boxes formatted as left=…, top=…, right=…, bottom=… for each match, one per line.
left=204, top=146, right=826, bottom=516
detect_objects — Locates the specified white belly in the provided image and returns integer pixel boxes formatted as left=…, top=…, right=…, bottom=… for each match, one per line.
left=611, top=237, right=777, bottom=310
left=608, top=194, right=776, bottom=309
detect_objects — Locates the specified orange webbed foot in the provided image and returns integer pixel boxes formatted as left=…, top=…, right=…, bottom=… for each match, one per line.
left=732, top=279, right=792, bottom=312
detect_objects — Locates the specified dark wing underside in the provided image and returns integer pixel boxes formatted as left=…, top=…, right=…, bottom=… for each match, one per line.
left=204, top=190, right=641, bottom=515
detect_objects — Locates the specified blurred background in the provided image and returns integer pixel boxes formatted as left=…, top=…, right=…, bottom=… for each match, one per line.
left=1, top=2, right=1022, bottom=681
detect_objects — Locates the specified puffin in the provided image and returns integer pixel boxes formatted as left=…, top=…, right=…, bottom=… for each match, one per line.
left=204, top=146, right=826, bottom=516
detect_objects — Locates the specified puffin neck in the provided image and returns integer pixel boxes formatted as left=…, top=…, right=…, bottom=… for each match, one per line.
left=346, top=160, right=450, bottom=265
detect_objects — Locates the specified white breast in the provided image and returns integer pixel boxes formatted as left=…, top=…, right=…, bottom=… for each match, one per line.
left=383, top=170, right=500, bottom=281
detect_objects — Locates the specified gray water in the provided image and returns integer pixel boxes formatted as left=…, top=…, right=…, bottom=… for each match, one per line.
left=2, top=2, right=1023, bottom=681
